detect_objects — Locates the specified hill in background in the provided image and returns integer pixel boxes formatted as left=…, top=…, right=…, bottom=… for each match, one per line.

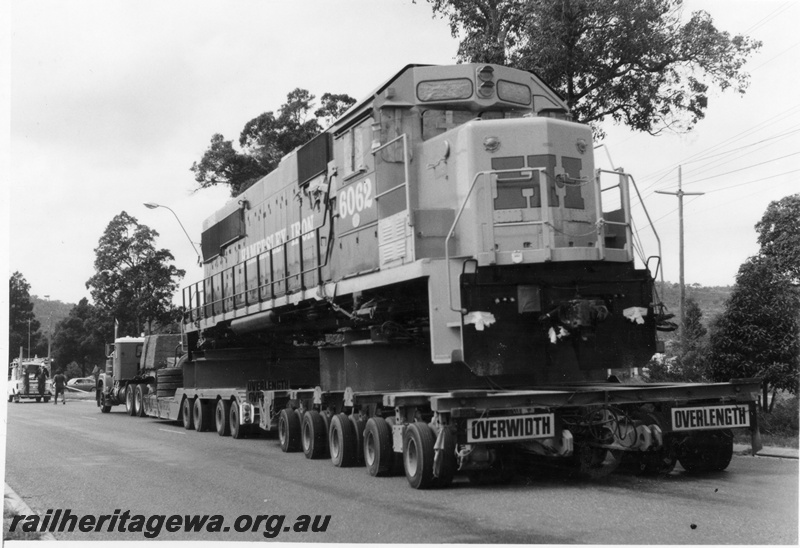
left=30, top=295, right=74, bottom=335
left=655, top=282, right=732, bottom=327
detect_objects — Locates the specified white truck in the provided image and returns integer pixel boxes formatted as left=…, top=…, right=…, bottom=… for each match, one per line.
left=8, top=356, right=53, bottom=403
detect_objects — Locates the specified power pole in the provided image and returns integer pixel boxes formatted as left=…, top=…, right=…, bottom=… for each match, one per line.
left=655, top=166, right=704, bottom=352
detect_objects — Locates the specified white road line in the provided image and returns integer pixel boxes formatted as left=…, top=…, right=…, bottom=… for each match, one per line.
left=158, top=428, right=186, bottom=435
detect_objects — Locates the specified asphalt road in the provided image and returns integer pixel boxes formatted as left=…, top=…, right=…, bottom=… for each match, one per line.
left=4, top=398, right=798, bottom=544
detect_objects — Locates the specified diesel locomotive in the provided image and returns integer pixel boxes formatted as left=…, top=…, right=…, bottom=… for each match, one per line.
left=110, top=64, right=761, bottom=489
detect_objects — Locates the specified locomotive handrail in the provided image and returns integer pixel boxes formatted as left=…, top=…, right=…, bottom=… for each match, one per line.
left=183, top=221, right=329, bottom=323
left=596, top=168, right=663, bottom=285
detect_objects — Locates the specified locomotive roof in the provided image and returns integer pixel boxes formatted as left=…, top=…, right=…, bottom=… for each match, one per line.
left=329, top=63, right=568, bottom=132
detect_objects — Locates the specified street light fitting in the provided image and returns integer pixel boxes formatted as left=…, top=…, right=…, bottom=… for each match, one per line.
left=143, top=202, right=202, bottom=266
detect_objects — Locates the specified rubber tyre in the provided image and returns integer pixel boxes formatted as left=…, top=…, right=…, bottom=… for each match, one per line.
left=350, top=415, right=366, bottom=467
left=278, top=408, right=301, bottom=452
left=35, top=397, right=41, bottom=403
left=628, top=411, right=677, bottom=476
left=44, top=397, right=51, bottom=403
left=125, top=386, right=135, bottom=416
left=679, top=429, right=734, bottom=473
left=215, top=399, right=231, bottom=437
left=182, top=397, right=195, bottom=430
left=193, top=398, right=213, bottom=432
left=230, top=400, right=247, bottom=439
left=364, top=417, right=394, bottom=477
left=100, top=393, right=111, bottom=413
left=329, top=413, right=358, bottom=467
left=575, top=445, right=623, bottom=480
left=134, top=385, right=146, bottom=417
left=302, top=410, right=328, bottom=459
left=404, top=422, right=437, bottom=489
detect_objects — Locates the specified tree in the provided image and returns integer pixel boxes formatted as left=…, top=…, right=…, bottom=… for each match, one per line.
left=51, top=298, right=109, bottom=376
left=706, top=257, right=800, bottom=411
left=754, top=193, right=800, bottom=284
left=646, top=296, right=707, bottom=383
left=8, top=272, right=42, bottom=362
left=422, top=0, right=761, bottom=137
left=191, top=89, right=355, bottom=196
left=683, top=297, right=707, bottom=351
left=85, top=212, right=185, bottom=337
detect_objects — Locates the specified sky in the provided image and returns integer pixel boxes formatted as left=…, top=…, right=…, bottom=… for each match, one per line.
left=4, top=0, right=800, bottom=310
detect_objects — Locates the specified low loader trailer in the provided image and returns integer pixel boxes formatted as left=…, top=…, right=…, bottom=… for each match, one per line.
left=113, top=334, right=762, bottom=488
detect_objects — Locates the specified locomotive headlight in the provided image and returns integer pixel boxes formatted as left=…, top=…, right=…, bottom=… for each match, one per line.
left=476, top=65, right=496, bottom=98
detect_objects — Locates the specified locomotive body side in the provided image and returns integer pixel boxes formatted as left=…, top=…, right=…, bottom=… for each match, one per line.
left=183, top=63, right=656, bottom=392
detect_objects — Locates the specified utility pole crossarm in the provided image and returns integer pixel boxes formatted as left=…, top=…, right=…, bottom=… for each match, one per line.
left=654, top=166, right=704, bottom=352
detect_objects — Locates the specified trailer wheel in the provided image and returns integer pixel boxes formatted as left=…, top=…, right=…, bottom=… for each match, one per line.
left=576, top=445, right=623, bottom=480
left=350, top=415, right=366, bottom=467
left=230, top=400, right=248, bottom=439
left=100, top=393, right=111, bottom=413
left=134, top=385, right=147, bottom=417
left=679, top=429, right=734, bottom=473
left=35, top=397, right=41, bottom=403
left=216, top=399, right=231, bottom=437
left=302, top=410, right=328, bottom=459
left=278, top=408, right=301, bottom=452
left=403, top=422, right=437, bottom=489
left=193, top=398, right=213, bottom=432
left=44, top=397, right=50, bottom=403
left=182, top=397, right=195, bottom=430
left=125, top=386, right=136, bottom=416
left=329, top=413, right=358, bottom=467
left=364, top=417, right=394, bottom=477
left=626, top=411, right=676, bottom=475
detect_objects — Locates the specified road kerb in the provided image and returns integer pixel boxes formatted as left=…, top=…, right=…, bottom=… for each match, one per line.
left=734, top=443, right=799, bottom=459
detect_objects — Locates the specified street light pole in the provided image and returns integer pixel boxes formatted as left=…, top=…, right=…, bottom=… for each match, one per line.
left=143, top=203, right=202, bottom=265
left=44, top=294, right=52, bottom=362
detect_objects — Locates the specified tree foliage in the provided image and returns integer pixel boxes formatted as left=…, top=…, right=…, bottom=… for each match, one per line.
left=192, top=89, right=355, bottom=197
left=8, top=272, right=42, bottom=362
left=755, top=193, right=800, bottom=284
left=646, top=296, right=707, bottom=383
left=423, top=0, right=761, bottom=137
left=703, top=195, right=800, bottom=410
left=85, top=212, right=185, bottom=337
left=707, top=257, right=800, bottom=406
left=51, top=298, right=109, bottom=376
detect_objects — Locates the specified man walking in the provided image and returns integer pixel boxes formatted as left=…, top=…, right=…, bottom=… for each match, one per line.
left=52, top=370, right=67, bottom=405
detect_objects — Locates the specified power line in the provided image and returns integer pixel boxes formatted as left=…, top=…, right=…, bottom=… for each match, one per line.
left=744, top=1, right=795, bottom=34
left=631, top=105, right=800, bottom=191
left=678, top=151, right=800, bottom=187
